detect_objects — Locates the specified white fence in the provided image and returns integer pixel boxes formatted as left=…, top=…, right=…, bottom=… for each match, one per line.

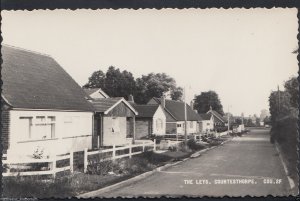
left=83, top=140, right=156, bottom=173
left=2, top=152, right=73, bottom=178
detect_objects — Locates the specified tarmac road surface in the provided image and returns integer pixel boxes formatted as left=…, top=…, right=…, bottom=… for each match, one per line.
left=101, top=128, right=293, bottom=197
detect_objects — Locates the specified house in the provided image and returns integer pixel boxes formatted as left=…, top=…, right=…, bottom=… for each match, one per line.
left=198, top=113, right=214, bottom=133
left=128, top=95, right=166, bottom=139
left=84, top=88, right=109, bottom=99
left=83, top=89, right=138, bottom=147
left=148, top=97, right=199, bottom=135
left=1, top=45, right=94, bottom=160
left=207, top=106, right=227, bottom=127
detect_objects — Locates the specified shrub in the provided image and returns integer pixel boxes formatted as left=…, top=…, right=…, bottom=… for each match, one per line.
left=187, top=139, right=206, bottom=151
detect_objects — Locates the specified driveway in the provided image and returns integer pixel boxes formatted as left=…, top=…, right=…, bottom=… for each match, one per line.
left=100, top=128, right=293, bottom=197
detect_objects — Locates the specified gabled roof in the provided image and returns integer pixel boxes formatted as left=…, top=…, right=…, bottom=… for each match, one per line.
left=149, top=97, right=199, bottom=121
left=83, top=88, right=110, bottom=99
left=131, top=104, right=160, bottom=118
left=198, top=113, right=212, bottom=121
left=90, top=97, right=138, bottom=115
left=1, top=45, right=94, bottom=111
left=207, top=110, right=227, bottom=123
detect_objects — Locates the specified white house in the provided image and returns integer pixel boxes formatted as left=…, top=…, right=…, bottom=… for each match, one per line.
left=1, top=45, right=94, bottom=160
left=128, top=95, right=166, bottom=139
left=198, top=113, right=214, bottom=133
left=148, top=97, right=199, bottom=135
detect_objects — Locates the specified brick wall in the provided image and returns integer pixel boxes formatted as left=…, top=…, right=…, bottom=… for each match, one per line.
left=1, top=104, right=10, bottom=154
left=135, top=119, right=151, bottom=139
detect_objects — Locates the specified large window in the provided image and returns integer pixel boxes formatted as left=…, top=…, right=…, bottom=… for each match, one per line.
left=19, top=117, right=33, bottom=140
left=19, top=116, right=55, bottom=141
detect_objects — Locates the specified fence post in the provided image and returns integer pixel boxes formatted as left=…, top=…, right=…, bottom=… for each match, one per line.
left=153, top=139, right=156, bottom=151
left=112, top=144, right=116, bottom=161
left=142, top=141, right=145, bottom=152
left=52, top=154, right=57, bottom=178
left=70, top=150, right=73, bottom=173
left=84, top=148, right=88, bottom=173
left=129, top=143, right=132, bottom=158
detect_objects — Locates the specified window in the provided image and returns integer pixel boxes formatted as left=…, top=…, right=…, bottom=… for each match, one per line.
left=33, top=116, right=56, bottom=140
left=156, top=119, right=163, bottom=130
left=19, top=117, right=33, bottom=140
left=190, top=122, right=194, bottom=128
left=177, top=124, right=181, bottom=128
left=207, top=123, right=210, bottom=126
left=18, top=116, right=55, bottom=141
left=112, top=117, right=120, bottom=133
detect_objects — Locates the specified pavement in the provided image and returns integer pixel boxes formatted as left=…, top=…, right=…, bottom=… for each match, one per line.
left=94, top=129, right=295, bottom=197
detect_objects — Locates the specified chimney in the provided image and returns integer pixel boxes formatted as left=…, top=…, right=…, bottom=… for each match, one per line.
left=128, top=94, right=134, bottom=103
left=161, top=96, right=166, bottom=108
left=209, top=105, right=213, bottom=111
left=190, top=100, right=194, bottom=110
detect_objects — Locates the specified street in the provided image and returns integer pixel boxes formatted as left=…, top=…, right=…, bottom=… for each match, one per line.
left=102, top=128, right=292, bottom=197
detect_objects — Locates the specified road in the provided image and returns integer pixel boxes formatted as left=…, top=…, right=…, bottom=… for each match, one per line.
left=102, top=128, right=292, bottom=197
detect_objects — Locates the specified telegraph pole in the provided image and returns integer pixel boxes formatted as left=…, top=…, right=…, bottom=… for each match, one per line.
left=184, top=86, right=188, bottom=149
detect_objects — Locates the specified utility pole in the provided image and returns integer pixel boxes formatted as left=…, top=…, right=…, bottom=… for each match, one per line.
left=184, top=86, right=188, bottom=149
left=227, top=105, right=231, bottom=134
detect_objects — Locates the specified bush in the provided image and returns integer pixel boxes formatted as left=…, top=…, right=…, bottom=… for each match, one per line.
left=187, top=139, right=206, bottom=151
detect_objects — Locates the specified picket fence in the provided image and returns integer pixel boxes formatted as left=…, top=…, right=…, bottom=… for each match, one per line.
left=2, top=152, right=73, bottom=178
left=83, top=140, right=156, bottom=173
left=2, top=140, right=156, bottom=177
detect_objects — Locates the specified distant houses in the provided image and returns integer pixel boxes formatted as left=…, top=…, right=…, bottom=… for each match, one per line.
left=1, top=45, right=94, bottom=159
left=148, top=97, right=200, bottom=135
left=206, top=106, right=227, bottom=127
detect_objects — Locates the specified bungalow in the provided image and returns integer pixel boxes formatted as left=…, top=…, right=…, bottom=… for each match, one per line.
left=148, top=97, right=199, bottom=135
left=1, top=45, right=94, bottom=160
left=207, top=106, right=227, bottom=127
left=128, top=95, right=166, bottom=139
left=198, top=113, right=214, bottom=133
left=84, top=89, right=138, bottom=147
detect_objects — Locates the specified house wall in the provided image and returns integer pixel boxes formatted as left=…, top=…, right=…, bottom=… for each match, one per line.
left=152, top=106, right=166, bottom=135
left=135, top=118, right=151, bottom=139
left=199, top=118, right=214, bottom=133
left=1, top=103, right=10, bottom=154
left=176, top=121, right=198, bottom=134
left=102, top=116, right=127, bottom=146
left=8, top=110, right=93, bottom=159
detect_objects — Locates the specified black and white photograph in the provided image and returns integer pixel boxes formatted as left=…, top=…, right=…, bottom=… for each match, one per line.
left=1, top=8, right=299, bottom=198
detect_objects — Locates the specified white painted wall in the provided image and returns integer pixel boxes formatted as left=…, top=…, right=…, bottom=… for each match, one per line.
left=176, top=121, right=198, bottom=134
left=152, top=106, right=166, bottom=135
left=102, top=116, right=127, bottom=146
left=199, top=117, right=214, bottom=133
left=8, top=110, right=93, bottom=159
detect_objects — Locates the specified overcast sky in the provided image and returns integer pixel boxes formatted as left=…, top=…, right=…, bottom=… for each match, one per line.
left=2, top=9, right=298, bottom=116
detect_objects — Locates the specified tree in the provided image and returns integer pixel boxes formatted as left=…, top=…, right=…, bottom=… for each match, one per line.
left=134, top=73, right=182, bottom=104
left=83, top=66, right=136, bottom=100
left=83, top=70, right=106, bottom=88
left=194, top=91, right=224, bottom=115
left=235, top=118, right=242, bottom=125
left=284, top=77, right=298, bottom=108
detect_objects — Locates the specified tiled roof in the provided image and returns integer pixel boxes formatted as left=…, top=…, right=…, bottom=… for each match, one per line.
left=90, top=97, right=123, bottom=113
left=207, top=110, right=227, bottom=123
left=198, top=113, right=212, bottom=120
left=2, top=45, right=94, bottom=111
left=131, top=104, right=160, bottom=118
left=150, top=98, right=199, bottom=121
left=84, top=88, right=100, bottom=96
